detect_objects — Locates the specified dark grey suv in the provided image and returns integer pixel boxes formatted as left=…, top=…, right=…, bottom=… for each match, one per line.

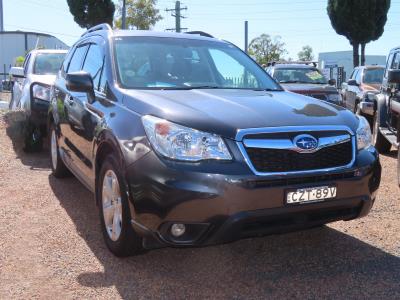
left=49, top=24, right=381, bottom=256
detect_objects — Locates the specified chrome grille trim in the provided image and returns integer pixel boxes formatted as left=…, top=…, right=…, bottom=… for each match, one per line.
left=243, top=134, right=351, bottom=153
left=236, top=125, right=356, bottom=176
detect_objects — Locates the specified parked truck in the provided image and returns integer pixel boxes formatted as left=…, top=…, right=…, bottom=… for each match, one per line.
left=372, top=47, right=400, bottom=186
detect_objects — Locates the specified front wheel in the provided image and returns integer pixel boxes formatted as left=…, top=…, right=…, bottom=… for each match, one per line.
left=372, top=113, right=391, bottom=154
left=98, top=155, right=144, bottom=257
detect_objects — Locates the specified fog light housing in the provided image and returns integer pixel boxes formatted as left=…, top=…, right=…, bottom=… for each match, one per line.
left=171, top=223, right=186, bottom=237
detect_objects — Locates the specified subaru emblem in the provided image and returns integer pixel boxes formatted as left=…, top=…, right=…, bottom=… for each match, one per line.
left=293, top=134, right=318, bottom=151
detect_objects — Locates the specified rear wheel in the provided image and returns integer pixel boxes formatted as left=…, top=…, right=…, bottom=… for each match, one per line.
left=372, top=113, right=391, bottom=153
left=49, top=124, right=70, bottom=178
left=98, top=155, right=144, bottom=257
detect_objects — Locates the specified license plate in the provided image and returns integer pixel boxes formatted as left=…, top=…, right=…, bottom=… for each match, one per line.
left=286, top=186, right=337, bottom=204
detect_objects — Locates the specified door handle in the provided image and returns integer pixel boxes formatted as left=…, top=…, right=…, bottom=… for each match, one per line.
left=66, top=96, right=74, bottom=106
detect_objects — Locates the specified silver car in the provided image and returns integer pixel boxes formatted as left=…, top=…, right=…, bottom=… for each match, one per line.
left=9, top=49, right=67, bottom=151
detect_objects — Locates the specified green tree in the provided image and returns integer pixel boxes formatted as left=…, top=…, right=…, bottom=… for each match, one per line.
left=248, top=34, right=287, bottom=66
left=298, top=45, right=314, bottom=61
left=67, top=0, right=115, bottom=29
left=15, top=56, right=25, bottom=67
left=327, top=0, right=390, bottom=67
left=115, top=0, right=162, bottom=30
left=359, top=0, right=391, bottom=65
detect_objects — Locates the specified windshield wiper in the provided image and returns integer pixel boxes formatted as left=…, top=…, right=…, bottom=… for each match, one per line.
left=253, top=88, right=283, bottom=91
left=279, top=80, right=303, bottom=83
left=185, top=85, right=221, bottom=89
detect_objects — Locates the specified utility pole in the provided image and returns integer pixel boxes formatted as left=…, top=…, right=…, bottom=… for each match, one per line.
left=121, top=0, right=126, bottom=29
left=166, top=1, right=187, bottom=32
left=0, top=0, right=4, bottom=32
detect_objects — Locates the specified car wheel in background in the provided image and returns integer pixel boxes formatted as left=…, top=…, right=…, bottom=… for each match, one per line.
left=98, top=155, right=144, bottom=257
left=355, top=102, right=362, bottom=116
left=372, top=113, right=391, bottom=154
left=23, top=122, right=43, bottom=152
left=49, top=124, right=70, bottom=178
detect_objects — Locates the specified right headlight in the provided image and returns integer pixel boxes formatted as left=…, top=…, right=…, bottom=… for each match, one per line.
left=142, top=115, right=232, bottom=162
left=356, top=116, right=372, bottom=150
left=32, top=84, right=50, bottom=101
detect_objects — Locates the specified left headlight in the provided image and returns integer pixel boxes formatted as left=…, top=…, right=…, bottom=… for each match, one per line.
left=327, top=93, right=342, bottom=103
left=142, top=115, right=232, bottom=162
left=32, top=84, right=50, bottom=101
left=356, top=116, right=372, bottom=150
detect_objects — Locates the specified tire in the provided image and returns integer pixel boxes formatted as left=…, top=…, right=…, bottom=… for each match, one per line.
left=97, top=155, right=144, bottom=257
left=8, top=94, right=14, bottom=110
left=372, top=113, right=391, bottom=154
left=49, top=124, right=70, bottom=178
left=354, top=100, right=360, bottom=114
left=355, top=101, right=362, bottom=115
left=23, top=122, right=43, bottom=152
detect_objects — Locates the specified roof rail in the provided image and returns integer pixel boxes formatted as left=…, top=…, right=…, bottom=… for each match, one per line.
left=186, top=31, right=214, bottom=38
left=81, top=23, right=112, bottom=37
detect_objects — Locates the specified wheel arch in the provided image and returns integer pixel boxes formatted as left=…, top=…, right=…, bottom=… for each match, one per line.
left=94, top=131, right=126, bottom=205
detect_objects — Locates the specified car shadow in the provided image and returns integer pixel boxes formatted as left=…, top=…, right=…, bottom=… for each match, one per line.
left=48, top=175, right=400, bottom=299
left=3, top=111, right=50, bottom=170
left=381, top=149, right=398, bottom=159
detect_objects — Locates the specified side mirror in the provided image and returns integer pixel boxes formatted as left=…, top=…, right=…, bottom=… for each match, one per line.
left=66, top=71, right=95, bottom=102
left=328, top=78, right=336, bottom=86
left=387, top=69, right=400, bottom=84
left=9, top=67, right=25, bottom=78
left=347, top=79, right=358, bottom=86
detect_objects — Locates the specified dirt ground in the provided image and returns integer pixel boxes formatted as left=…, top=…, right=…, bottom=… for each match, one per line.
left=0, top=109, right=399, bottom=299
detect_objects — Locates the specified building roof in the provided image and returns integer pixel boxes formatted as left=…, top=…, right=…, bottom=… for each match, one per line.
left=0, top=30, right=55, bottom=38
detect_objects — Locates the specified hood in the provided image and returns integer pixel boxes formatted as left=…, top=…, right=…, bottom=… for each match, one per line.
left=361, top=83, right=381, bottom=91
left=281, top=83, right=338, bottom=94
left=28, top=74, right=57, bottom=86
left=122, top=89, right=358, bottom=140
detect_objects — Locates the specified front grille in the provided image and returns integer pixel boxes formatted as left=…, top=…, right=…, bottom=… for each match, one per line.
left=245, top=140, right=353, bottom=173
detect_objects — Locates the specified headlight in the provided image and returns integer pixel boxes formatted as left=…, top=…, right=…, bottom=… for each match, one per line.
left=327, top=93, right=342, bottom=103
left=142, top=115, right=232, bottom=162
left=32, top=84, right=50, bottom=101
left=356, top=116, right=372, bottom=150
left=365, top=91, right=378, bottom=101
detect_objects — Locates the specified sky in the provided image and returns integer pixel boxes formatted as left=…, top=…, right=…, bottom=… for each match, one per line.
left=3, top=0, right=400, bottom=59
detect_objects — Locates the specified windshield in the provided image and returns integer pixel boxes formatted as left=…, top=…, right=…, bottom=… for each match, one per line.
left=273, top=67, right=328, bottom=84
left=363, top=68, right=384, bottom=84
left=33, top=53, right=66, bottom=75
left=113, top=37, right=282, bottom=90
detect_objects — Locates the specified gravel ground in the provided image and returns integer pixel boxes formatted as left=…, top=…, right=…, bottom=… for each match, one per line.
left=0, top=111, right=399, bottom=299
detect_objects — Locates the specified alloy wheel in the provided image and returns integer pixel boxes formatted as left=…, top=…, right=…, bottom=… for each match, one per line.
left=51, top=129, right=58, bottom=170
left=102, top=170, right=123, bottom=241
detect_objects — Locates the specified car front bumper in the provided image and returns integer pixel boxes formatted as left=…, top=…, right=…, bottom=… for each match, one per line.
left=125, top=147, right=381, bottom=249
left=360, top=100, right=375, bottom=116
